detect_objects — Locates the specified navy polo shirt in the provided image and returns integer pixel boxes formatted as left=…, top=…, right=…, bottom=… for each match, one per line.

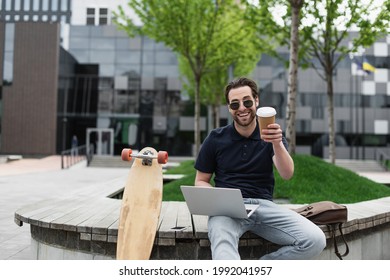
left=194, top=121, right=288, bottom=200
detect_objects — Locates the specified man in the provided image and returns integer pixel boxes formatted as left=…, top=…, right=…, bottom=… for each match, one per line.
left=194, top=77, right=326, bottom=260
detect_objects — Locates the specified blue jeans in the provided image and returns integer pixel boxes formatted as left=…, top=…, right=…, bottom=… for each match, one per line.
left=208, top=199, right=326, bottom=260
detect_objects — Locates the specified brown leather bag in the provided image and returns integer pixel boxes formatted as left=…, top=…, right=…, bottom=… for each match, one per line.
left=293, top=201, right=349, bottom=260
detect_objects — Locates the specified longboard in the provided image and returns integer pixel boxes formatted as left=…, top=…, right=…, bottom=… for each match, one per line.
left=116, top=147, right=168, bottom=260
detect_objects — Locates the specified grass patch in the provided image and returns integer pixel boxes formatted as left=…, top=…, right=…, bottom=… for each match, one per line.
left=163, top=160, right=196, bottom=201
left=163, top=155, right=390, bottom=204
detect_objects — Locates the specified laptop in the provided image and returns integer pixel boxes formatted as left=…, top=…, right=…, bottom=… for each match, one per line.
left=180, top=186, right=260, bottom=219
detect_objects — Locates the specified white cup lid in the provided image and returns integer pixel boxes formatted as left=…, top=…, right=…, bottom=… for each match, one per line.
left=256, top=107, right=276, bottom=117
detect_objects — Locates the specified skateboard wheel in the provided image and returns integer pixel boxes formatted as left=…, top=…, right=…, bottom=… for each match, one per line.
left=121, top=148, right=133, bottom=161
left=157, top=151, right=168, bottom=164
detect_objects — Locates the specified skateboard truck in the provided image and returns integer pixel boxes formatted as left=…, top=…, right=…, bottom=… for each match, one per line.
left=121, top=148, right=168, bottom=166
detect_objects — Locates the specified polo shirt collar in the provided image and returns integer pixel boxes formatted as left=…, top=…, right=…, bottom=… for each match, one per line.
left=230, top=120, right=261, bottom=141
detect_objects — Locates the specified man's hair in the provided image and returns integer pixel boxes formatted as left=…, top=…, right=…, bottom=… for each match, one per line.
left=224, top=77, right=259, bottom=104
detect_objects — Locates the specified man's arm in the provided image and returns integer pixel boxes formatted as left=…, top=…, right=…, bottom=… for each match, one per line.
left=261, top=123, right=294, bottom=180
left=272, top=141, right=294, bottom=180
left=194, top=170, right=213, bottom=187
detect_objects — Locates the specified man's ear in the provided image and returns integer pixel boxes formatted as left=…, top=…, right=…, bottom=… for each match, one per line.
left=255, top=97, right=259, bottom=107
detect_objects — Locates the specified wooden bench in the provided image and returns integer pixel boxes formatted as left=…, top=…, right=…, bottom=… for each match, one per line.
left=14, top=179, right=390, bottom=260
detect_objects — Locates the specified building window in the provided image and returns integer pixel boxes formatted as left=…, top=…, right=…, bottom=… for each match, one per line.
left=312, top=107, right=324, bottom=119
left=335, top=94, right=350, bottom=107
left=0, top=0, right=69, bottom=22
left=99, top=8, right=109, bottom=25
left=5, top=0, right=11, bottom=11
left=86, top=7, right=109, bottom=25
left=337, top=120, right=351, bottom=133
left=23, top=0, right=30, bottom=11
left=297, top=120, right=311, bottom=133
left=42, top=0, right=49, bottom=11
left=86, top=8, right=95, bottom=25
left=14, top=0, right=21, bottom=11
left=51, top=0, right=58, bottom=11
left=33, top=0, right=39, bottom=11
left=3, top=23, right=15, bottom=86
left=61, top=0, right=68, bottom=12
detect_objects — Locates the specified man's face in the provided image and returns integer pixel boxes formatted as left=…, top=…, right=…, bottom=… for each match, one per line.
left=227, top=86, right=258, bottom=127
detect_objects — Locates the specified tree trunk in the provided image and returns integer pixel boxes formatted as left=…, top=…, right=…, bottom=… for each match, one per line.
left=327, top=74, right=336, bottom=164
left=194, top=76, right=201, bottom=157
left=213, top=105, right=219, bottom=128
left=213, top=97, right=221, bottom=128
left=207, top=105, right=213, bottom=134
left=285, top=0, right=302, bottom=155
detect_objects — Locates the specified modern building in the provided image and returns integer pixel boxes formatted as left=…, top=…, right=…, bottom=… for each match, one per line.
left=0, top=0, right=72, bottom=155
left=1, top=0, right=389, bottom=158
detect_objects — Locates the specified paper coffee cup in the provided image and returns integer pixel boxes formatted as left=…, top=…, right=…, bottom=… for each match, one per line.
left=256, top=107, right=277, bottom=136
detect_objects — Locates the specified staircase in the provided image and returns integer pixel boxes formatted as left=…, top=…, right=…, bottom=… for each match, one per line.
left=88, top=155, right=132, bottom=168
left=88, top=155, right=194, bottom=169
left=330, top=159, right=386, bottom=173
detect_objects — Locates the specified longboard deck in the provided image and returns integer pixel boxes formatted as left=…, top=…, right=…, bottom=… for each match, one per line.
left=116, top=147, right=163, bottom=260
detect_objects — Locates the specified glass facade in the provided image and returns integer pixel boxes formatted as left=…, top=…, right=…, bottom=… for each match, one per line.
left=0, top=1, right=389, bottom=158
left=64, top=23, right=390, bottom=157
left=66, top=25, right=195, bottom=155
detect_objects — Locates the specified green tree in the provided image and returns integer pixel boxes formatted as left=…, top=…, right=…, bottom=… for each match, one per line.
left=301, top=0, right=390, bottom=163
left=114, top=0, right=261, bottom=155
left=284, top=0, right=305, bottom=155
left=178, top=36, right=260, bottom=130
left=245, top=0, right=307, bottom=155
left=246, top=0, right=390, bottom=163
left=178, top=57, right=228, bottom=130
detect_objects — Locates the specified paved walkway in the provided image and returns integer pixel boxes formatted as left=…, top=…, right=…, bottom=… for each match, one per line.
left=0, top=156, right=389, bottom=260
left=0, top=157, right=128, bottom=260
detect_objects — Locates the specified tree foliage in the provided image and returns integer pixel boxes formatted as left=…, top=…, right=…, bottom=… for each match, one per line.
left=245, top=0, right=307, bottom=155
left=301, top=0, right=390, bottom=163
left=115, top=0, right=262, bottom=155
left=245, top=0, right=390, bottom=162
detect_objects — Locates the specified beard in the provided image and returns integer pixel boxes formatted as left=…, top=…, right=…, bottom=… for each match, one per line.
left=232, top=109, right=256, bottom=127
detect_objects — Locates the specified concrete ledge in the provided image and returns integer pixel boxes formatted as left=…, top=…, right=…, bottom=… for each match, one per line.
left=14, top=180, right=390, bottom=260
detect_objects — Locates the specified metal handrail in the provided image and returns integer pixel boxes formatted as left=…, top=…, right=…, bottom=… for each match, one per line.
left=375, top=149, right=390, bottom=172
left=61, top=144, right=94, bottom=169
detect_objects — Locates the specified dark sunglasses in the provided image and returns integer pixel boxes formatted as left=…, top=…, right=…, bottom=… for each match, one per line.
left=229, top=99, right=254, bottom=110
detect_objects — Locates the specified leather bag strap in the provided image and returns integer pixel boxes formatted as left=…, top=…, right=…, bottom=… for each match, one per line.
left=327, top=223, right=349, bottom=260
